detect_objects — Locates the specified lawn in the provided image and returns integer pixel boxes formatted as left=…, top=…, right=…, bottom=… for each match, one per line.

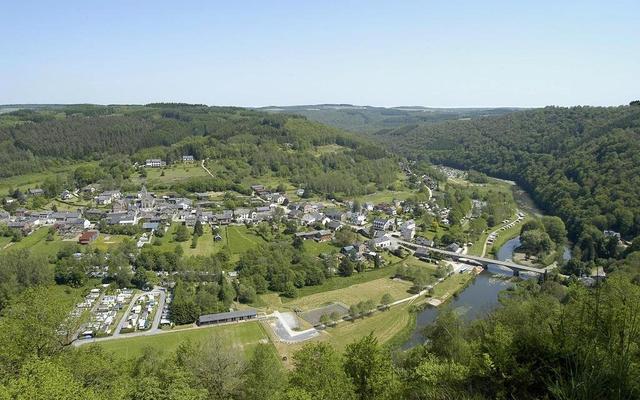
left=262, top=277, right=413, bottom=312
left=0, top=236, right=12, bottom=250
left=397, top=255, right=438, bottom=271
left=91, top=234, right=131, bottom=251
left=97, top=321, right=272, bottom=359
left=152, top=224, right=265, bottom=260
left=268, top=303, right=415, bottom=363
left=224, top=225, right=266, bottom=255
left=288, top=266, right=396, bottom=300
left=303, top=240, right=338, bottom=257
left=137, top=164, right=210, bottom=188
left=431, top=272, right=474, bottom=300
left=2, top=227, right=70, bottom=259
left=323, top=303, right=414, bottom=351
left=183, top=225, right=218, bottom=256
left=358, top=189, right=413, bottom=204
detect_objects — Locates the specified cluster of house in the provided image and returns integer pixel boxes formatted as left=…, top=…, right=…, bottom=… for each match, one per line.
left=78, top=287, right=134, bottom=339
left=123, top=293, right=157, bottom=331
left=0, top=209, right=89, bottom=236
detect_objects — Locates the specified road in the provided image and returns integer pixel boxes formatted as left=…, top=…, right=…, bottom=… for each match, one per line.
left=390, top=236, right=553, bottom=275
left=76, top=287, right=167, bottom=345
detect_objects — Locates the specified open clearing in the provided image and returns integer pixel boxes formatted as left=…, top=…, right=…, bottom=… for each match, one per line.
left=135, top=164, right=210, bottom=188
left=97, top=321, right=271, bottom=359
left=0, top=161, right=97, bottom=193
left=431, top=272, right=474, bottom=300
left=261, top=277, right=412, bottom=312
left=268, top=303, right=414, bottom=365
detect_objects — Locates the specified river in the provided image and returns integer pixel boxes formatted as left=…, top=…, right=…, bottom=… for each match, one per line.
left=402, top=234, right=572, bottom=349
left=402, top=237, right=518, bottom=349
left=401, top=178, right=572, bottom=348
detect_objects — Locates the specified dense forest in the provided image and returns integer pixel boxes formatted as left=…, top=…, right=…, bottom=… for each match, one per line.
left=375, top=105, right=640, bottom=263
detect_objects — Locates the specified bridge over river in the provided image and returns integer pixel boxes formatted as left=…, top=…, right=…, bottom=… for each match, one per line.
left=393, top=238, right=556, bottom=276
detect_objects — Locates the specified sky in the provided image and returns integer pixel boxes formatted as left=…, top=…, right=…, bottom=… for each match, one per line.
left=1, top=0, right=639, bottom=108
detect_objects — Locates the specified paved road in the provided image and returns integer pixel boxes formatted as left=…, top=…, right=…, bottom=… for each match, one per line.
left=75, top=287, right=167, bottom=345
left=113, top=292, right=138, bottom=338
left=150, top=287, right=167, bottom=330
left=391, top=237, right=553, bottom=275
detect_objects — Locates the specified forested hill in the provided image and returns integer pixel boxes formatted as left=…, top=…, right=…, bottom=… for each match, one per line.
left=375, top=105, right=640, bottom=260
left=258, top=104, right=520, bottom=133
left=0, top=104, right=396, bottom=188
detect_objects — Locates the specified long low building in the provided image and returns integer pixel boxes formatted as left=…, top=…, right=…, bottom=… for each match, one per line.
left=197, top=309, right=257, bottom=326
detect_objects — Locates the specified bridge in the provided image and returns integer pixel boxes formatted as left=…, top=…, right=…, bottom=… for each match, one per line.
left=393, top=238, right=555, bottom=277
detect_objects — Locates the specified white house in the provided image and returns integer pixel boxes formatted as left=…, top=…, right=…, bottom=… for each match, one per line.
left=145, top=159, right=166, bottom=168
left=371, top=235, right=392, bottom=249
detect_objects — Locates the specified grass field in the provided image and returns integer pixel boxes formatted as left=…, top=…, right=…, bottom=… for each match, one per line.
left=0, top=236, right=12, bottom=250
left=97, top=321, right=271, bottom=359
left=0, top=161, right=97, bottom=194
left=91, top=234, right=131, bottom=251
left=303, top=240, right=338, bottom=256
left=225, top=225, right=266, bottom=255
left=397, top=255, right=438, bottom=271
left=154, top=224, right=222, bottom=256
left=136, top=164, right=210, bottom=188
left=358, top=189, right=413, bottom=204
left=151, top=224, right=265, bottom=259
left=2, top=227, right=70, bottom=259
left=312, top=144, right=347, bottom=156
left=289, top=266, right=396, bottom=300
left=431, top=272, right=474, bottom=300
left=268, top=303, right=414, bottom=363
left=262, top=277, right=412, bottom=312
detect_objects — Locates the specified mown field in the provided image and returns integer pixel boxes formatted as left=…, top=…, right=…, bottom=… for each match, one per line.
left=1, top=227, right=69, bottom=258
left=261, top=277, right=412, bottom=312
left=133, top=164, right=210, bottom=188
left=431, top=272, right=474, bottom=300
left=97, top=321, right=272, bottom=359
left=268, top=302, right=415, bottom=365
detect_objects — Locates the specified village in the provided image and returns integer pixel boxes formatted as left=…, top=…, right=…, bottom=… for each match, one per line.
left=0, top=156, right=561, bottom=353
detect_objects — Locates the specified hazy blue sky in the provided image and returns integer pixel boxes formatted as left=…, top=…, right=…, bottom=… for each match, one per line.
left=1, top=0, right=638, bottom=107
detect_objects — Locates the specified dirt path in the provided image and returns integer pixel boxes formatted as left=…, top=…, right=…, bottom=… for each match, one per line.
left=201, top=159, right=215, bottom=177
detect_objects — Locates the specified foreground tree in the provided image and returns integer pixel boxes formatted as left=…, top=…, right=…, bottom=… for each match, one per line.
left=344, top=333, right=399, bottom=400
left=289, top=343, right=356, bottom=400
left=242, top=343, right=286, bottom=400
